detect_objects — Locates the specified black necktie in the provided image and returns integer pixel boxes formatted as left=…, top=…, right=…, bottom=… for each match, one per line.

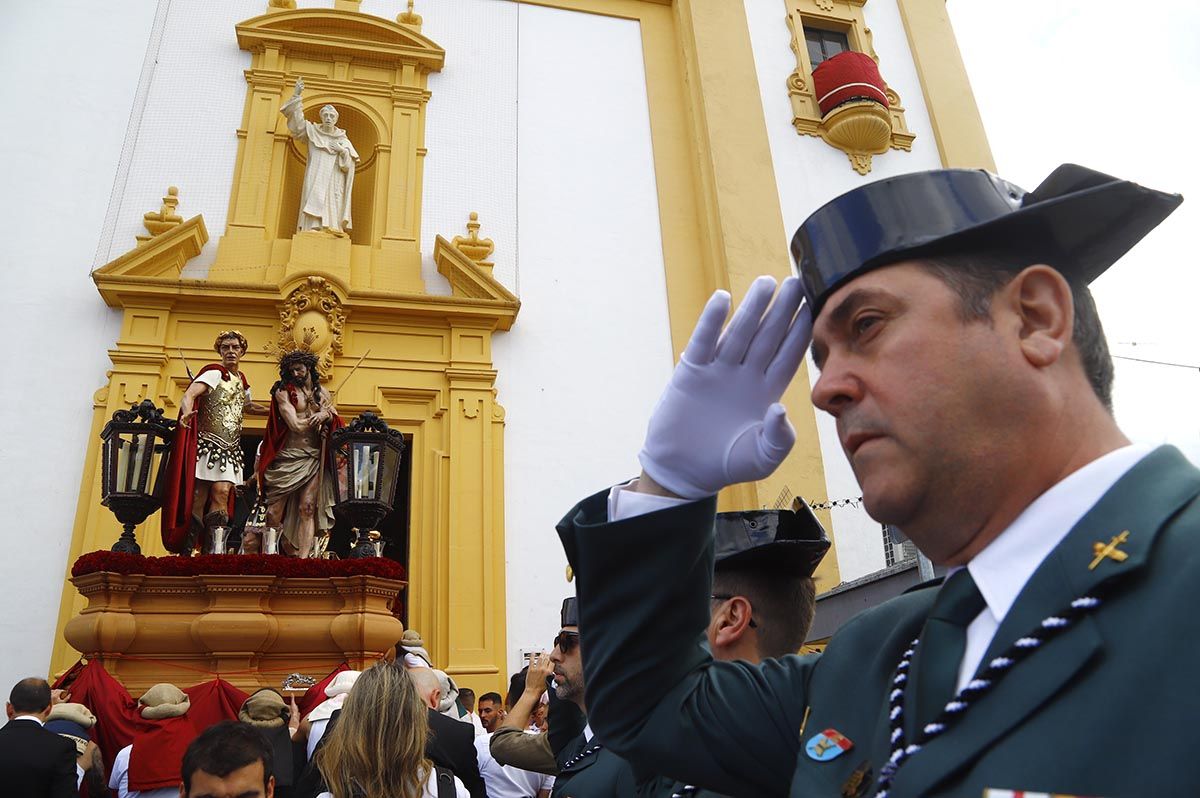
left=913, top=568, right=986, bottom=730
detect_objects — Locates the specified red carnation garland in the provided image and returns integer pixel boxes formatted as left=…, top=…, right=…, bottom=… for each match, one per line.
left=72, top=551, right=407, bottom=581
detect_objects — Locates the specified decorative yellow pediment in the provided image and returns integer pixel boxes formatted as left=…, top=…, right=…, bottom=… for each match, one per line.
left=92, top=214, right=208, bottom=301
left=434, top=235, right=519, bottom=308
left=236, top=8, right=445, bottom=70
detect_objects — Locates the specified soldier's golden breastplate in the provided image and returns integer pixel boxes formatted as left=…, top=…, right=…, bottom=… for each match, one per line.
left=196, top=374, right=246, bottom=474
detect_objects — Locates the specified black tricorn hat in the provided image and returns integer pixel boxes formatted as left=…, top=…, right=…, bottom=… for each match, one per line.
left=790, top=164, right=1182, bottom=316
left=714, top=505, right=830, bottom=577
left=561, top=596, right=578, bottom=627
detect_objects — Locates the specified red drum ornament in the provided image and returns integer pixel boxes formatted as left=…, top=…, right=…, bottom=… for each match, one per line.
left=812, top=51, right=889, bottom=116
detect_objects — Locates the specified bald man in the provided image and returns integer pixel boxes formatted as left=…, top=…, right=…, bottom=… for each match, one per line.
left=409, top=669, right=487, bottom=798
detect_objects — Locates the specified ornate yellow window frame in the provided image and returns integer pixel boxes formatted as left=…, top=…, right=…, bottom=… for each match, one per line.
left=784, top=0, right=916, bottom=173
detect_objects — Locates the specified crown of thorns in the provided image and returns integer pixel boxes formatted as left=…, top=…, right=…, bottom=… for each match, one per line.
left=279, top=350, right=320, bottom=372
left=214, top=330, right=248, bottom=353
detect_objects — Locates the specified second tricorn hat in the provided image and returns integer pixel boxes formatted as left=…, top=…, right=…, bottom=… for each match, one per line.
left=714, top=504, right=830, bottom=577
left=790, top=164, right=1182, bottom=316
left=561, top=596, right=578, bottom=627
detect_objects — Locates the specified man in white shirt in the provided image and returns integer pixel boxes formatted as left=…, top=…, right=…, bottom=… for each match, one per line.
left=555, top=165, right=1196, bottom=797
left=474, top=730, right=553, bottom=798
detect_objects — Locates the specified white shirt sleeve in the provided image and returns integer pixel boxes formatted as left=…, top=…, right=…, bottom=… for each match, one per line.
left=109, top=745, right=132, bottom=794
left=76, top=764, right=84, bottom=789
left=607, top=478, right=690, bottom=521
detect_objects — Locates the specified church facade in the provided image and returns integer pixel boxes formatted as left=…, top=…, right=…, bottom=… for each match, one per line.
left=5, top=0, right=992, bottom=695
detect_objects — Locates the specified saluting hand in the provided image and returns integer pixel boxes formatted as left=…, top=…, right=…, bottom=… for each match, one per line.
left=638, top=275, right=812, bottom=499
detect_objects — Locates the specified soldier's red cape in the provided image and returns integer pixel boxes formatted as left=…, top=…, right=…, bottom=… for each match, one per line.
left=160, top=364, right=249, bottom=553
left=256, top=382, right=344, bottom=499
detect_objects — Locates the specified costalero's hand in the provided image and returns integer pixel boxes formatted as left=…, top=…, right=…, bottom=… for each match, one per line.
left=637, top=275, right=812, bottom=500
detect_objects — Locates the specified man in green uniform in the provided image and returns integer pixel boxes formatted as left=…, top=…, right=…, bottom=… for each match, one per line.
left=636, top=507, right=828, bottom=798
left=548, top=597, right=636, bottom=797
left=557, top=165, right=1193, bottom=797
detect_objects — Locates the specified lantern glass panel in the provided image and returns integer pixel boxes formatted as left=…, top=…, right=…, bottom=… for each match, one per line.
left=350, top=441, right=383, bottom=501
left=380, top=442, right=402, bottom=506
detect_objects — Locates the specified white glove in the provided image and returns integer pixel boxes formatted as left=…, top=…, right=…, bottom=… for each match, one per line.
left=638, top=275, right=812, bottom=500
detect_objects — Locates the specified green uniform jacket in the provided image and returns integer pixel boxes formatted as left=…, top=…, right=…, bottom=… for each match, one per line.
left=549, top=680, right=637, bottom=797
left=557, top=446, right=1200, bottom=797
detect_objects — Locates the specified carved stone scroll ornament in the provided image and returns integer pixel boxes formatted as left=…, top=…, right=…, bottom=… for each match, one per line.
left=266, top=276, right=346, bottom=380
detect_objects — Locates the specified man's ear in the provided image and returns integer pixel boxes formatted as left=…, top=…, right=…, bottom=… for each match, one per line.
left=1006, top=265, right=1072, bottom=368
left=5, top=702, right=13, bottom=720
left=266, top=773, right=276, bottom=798
left=178, top=784, right=188, bottom=798
left=711, top=596, right=755, bottom=648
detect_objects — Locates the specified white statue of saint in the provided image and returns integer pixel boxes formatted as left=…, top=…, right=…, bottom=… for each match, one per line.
left=280, top=78, right=360, bottom=236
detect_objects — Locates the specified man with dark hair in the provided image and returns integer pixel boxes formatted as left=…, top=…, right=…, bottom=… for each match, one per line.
left=253, top=349, right=341, bottom=557
left=476, top=693, right=504, bottom=734
left=0, top=677, right=78, bottom=797
left=180, top=720, right=274, bottom=798
left=638, top=508, right=828, bottom=798
left=557, top=165, right=1194, bottom=796
left=545, top=598, right=635, bottom=797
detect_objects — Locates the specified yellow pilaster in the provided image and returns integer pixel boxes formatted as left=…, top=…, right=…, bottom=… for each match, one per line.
left=895, top=0, right=995, bottom=170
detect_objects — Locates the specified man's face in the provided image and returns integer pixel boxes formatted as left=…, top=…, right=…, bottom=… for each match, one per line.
left=477, top=698, right=503, bottom=732
left=320, top=107, right=338, bottom=126
left=548, top=625, right=583, bottom=703
left=217, top=338, right=244, bottom=369
left=182, top=761, right=273, bottom=798
left=810, top=261, right=1034, bottom=563
left=287, top=362, right=309, bottom=386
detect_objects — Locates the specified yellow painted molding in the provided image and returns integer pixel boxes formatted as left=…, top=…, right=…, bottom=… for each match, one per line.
left=212, top=7, right=446, bottom=293
left=92, top=215, right=208, bottom=294
left=784, top=0, right=916, bottom=173
left=137, top=186, right=184, bottom=244
left=234, top=8, right=445, bottom=69
left=894, top=0, right=994, bottom=170
left=434, top=235, right=519, bottom=309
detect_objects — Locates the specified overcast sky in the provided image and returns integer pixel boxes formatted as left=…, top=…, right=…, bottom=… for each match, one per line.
left=947, top=1, right=1200, bottom=461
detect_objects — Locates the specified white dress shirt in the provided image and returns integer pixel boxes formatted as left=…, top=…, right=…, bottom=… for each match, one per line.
left=608, top=443, right=1153, bottom=695
left=474, top=731, right=555, bottom=798
left=953, top=442, right=1152, bottom=691
left=108, top=744, right=177, bottom=798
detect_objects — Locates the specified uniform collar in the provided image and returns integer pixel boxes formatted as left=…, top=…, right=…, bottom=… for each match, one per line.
left=964, top=443, right=1153, bottom=626
left=583, top=723, right=593, bottom=743
left=12, top=715, right=44, bottom=725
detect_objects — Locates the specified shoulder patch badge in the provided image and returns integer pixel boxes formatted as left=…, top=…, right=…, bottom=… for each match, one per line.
left=805, top=728, right=853, bottom=761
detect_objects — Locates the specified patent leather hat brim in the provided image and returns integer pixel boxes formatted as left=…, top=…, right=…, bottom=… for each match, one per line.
left=791, top=164, right=1183, bottom=316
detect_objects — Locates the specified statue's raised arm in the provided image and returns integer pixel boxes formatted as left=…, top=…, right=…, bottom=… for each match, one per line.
left=279, top=77, right=358, bottom=235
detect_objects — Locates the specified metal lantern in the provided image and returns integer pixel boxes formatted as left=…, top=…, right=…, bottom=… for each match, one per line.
left=100, top=400, right=176, bottom=554
left=328, top=412, right=406, bottom=558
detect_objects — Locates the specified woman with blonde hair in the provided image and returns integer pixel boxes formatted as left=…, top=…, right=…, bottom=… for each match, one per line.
left=315, top=661, right=468, bottom=798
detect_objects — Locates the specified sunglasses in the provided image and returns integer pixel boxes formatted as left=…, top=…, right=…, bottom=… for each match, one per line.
left=553, top=630, right=580, bottom=653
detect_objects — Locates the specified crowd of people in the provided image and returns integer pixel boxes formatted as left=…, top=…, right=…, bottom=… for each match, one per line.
left=5, top=162, right=1194, bottom=796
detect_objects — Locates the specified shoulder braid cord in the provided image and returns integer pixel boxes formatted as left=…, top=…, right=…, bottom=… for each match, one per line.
left=874, top=581, right=1116, bottom=797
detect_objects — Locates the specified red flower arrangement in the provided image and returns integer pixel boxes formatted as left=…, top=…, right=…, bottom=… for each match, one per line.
left=72, top=550, right=407, bottom=581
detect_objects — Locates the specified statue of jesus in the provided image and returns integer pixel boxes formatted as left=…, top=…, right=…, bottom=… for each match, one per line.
left=280, top=78, right=360, bottom=236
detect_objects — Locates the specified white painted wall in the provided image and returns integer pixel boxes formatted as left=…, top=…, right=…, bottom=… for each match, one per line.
left=496, top=4, right=674, bottom=675
left=743, top=0, right=947, bottom=583
left=0, top=0, right=158, bottom=693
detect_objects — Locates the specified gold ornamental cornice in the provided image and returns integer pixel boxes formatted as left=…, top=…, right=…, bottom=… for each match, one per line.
left=236, top=8, right=446, bottom=71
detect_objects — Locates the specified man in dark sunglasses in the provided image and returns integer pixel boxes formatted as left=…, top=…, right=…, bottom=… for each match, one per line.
left=546, top=597, right=637, bottom=797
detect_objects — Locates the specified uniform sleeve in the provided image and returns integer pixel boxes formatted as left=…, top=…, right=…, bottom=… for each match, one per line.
left=489, top=728, right=557, bottom=775
left=558, top=488, right=815, bottom=797
left=194, top=369, right=223, bottom=390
